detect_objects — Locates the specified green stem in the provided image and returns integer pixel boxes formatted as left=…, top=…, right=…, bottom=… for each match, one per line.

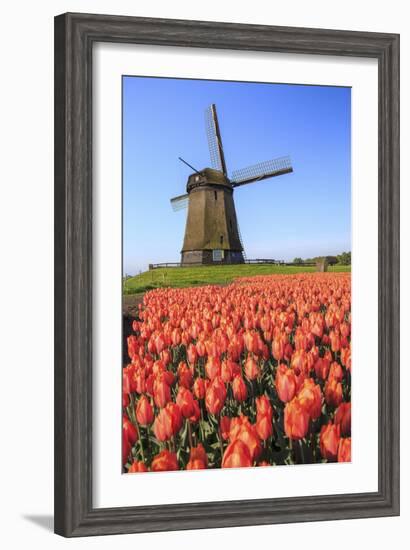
left=218, top=418, right=224, bottom=462
left=187, top=419, right=193, bottom=449
left=135, top=423, right=145, bottom=463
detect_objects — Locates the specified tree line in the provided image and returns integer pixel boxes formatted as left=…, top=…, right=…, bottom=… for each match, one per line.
left=292, top=251, right=351, bottom=265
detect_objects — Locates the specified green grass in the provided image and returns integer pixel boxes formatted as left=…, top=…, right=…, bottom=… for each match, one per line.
left=123, top=264, right=351, bottom=295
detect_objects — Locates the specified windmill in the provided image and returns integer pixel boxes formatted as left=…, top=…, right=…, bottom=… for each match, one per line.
left=170, top=104, right=293, bottom=265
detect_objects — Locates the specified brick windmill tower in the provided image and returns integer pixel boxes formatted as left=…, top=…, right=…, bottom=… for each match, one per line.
left=170, top=104, right=293, bottom=265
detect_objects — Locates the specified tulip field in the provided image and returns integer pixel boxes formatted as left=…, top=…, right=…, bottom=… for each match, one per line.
left=123, top=273, right=351, bottom=473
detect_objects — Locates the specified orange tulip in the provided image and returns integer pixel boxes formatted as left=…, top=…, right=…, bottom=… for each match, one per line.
left=222, top=439, right=252, bottom=468
left=244, top=356, right=260, bottom=380
left=193, top=377, right=206, bottom=400
left=329, top=361, right=344, bottom=382
left=297, top=378, right=322, bottom=420
left=324, top=377, right=343, bottom=408
left=232, top=375, right=248, bottom=402
left=187, top=343, right=198, bottom=365
left=205, top=376, right=226, bottom=415
left=153, top=403, right=183, bottom=441
left=337, top=437, right=351, bottom=462
left=135, top=396, right=154, bottom=426
left=220, top=415, right=231, bottom=440
left=320, top=422, right=341, bottom=461
left=334, top=402, right=351, bottom=436
left=176, top=387, right=197, bottom=419
left=284, top=398, right=310, bottom=440
left=128, top=460, right=148, bottom=473
left=256, top=395, right=273, bottom=420
left=205, top=356, right=221, bottom=380
left=187, top=443, right=208, bottom=470
left=275, top=364, right=297, bottom=403
left=153, top=377, right=171, bottom=408
left=256, top=414, right=273, bottom=440
left=123, top=416, right=138, bottom=446
left=151, top=450, right=179, bottom=471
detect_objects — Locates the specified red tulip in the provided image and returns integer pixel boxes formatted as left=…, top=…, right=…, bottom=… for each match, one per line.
left=244, top=356, right=260, bottom=380
left=153, top=377, right=171, bottom=408
left=256, top=395, right=273, bottom=420
left=334, top=402, right=351, bottom=436
left=123, top=416, right=138, bottom=446
left=324, top=377, right=343, bottom=407
left=284, top=398, right=310, bottom=440
left=178, top=362, right=193, bottom=388
left=337, top=437, right=351, bottom=462
left=329, top=361, right=344, bottom=382
left=187, top=343, right=198, bottom=365
left=297, top=378, right=322, bottom=420
left=205, top=356, right=221, bottom=380
left=232, top=375, right=248, bottom=402
left=275, top=364, right=297, bottom=403
left=221, top=360, right=234, bottom=383
left=193, top=377, right=206, bottom=400
left=153, top=403, right=183, bottom=441
left=128, top=460, right=148, bottom=473
left=314, top=357, right=330, bottom=380
left=187, top=444, right=208, bottom=470
left=135, top=396, right=154, bottom=426
left=256, top=414, right=273, bottom=440
left=320, top=422, right=341, bottom=461
left=229, top=416, right=262, bottom=461
left=220, top=415, right=231, bottom=440
left=205, top=376, right=226, bottom=416
left=151, top=450, right=179, bottom=471
left=222, top=439, right=252, bottom=468
left=176, top=387, right=197, bottom=418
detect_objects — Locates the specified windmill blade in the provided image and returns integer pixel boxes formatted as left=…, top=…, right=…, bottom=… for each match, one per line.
left=205, top=104, right=227, bottom=175
left=170, top=193, right=189, bottom=211
left=231, top=156, right=293, bottom=187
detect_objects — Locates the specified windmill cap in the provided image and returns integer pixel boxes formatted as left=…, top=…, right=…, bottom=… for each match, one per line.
left=187, top=167, right=231, bottom=193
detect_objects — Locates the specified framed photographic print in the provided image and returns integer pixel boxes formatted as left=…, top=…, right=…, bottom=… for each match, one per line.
left=54, top=13, right=400, bottom=537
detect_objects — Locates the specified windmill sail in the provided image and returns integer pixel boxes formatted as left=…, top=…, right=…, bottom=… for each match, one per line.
left=231, top=156, right=293, bottom=187
left=205, top=104, right=227, bottom=176
left=170, top=193, right=189, bottom=211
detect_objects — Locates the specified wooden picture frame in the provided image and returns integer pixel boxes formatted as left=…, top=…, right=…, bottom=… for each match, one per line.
left=54, top=12, right=400, bottom=537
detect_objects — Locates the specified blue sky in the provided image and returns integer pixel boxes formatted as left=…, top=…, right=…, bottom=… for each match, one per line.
left=123, top=76, right=351, bottom=274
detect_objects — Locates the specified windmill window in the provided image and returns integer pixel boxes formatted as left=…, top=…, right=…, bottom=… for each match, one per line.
left=220, top=235, right=223, bottom=245
left=214, top=191, right=218, bottom=200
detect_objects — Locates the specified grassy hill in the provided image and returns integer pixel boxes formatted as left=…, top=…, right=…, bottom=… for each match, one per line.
left=123, top=264, right=351, bottom=295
